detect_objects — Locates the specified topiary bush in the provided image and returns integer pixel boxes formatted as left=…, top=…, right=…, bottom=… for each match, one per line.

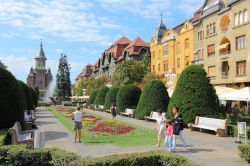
left=104, top=87, right=119, bottom=111
left=167, top=65, right=221, bottom=124
left=87, top=91, right=98, bottom=106
left=31, top=88, right=38, bottom=108
left=136, top=80, right=169, bottom=120
left=238, top=144, right=250, bottom=163
left=94, top=87, right=109, bottom=106
left=116, top=85, right=141, bottom=114
left=0, top=68, right=24, bottom=129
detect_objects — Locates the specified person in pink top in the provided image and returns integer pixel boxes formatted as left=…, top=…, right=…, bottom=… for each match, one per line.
left=164, top=120, right=174, bottom=152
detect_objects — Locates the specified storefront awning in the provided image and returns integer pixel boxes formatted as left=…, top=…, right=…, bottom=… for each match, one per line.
left=218, top=43, right=229, bottom=50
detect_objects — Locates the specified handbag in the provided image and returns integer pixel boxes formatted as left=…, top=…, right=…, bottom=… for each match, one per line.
left=173, top=124, right=181, bottom=135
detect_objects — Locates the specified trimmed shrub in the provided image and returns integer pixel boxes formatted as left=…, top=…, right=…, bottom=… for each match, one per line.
left=94, top=87, right=109, bottom=106
left=104, top=87, right=119, bottom=110
left=0, top=145, right=80, bottom=166
left=136, top=80, right=169, bottom=120
left=80, top=150, right=194, bottom=166
left=31, top=88, right=38, bottom=108
left=238, top=144, right=250, bottom=163
left=116, top=85, right=141, bottom=114
left=87, top=91, right=98, bottom=106
left=0, top=68, right=24, bottom=129
left=167, top=65, right=221, bottom=124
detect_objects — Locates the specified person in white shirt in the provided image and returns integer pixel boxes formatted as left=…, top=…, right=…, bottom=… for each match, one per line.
left=154, top=110, right=166, bottom=147
left=71, top=106, right=83, bottom=143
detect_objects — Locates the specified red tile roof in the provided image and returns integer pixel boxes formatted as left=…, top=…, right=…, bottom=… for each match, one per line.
left=105, top=36, right=131, bottom=58
left=122, top=37, right=149, bottom=56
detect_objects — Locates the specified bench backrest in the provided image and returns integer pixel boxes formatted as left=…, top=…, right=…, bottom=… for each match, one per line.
left=151, top=112, right=159, bottom=120
left=196, top=116, right=227, bottom=129
left=125, top=109, right=134, bottom=114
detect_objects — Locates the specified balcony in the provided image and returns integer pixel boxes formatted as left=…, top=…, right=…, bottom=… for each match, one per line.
left=192, top=59, right=204, bottom=65
left=219, top=51, right=231, bottom=59
left=221, top=72, right=229, bottom=79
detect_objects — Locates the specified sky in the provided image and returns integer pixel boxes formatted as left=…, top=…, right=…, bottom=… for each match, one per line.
left=0, top=0, right=204, bottom=83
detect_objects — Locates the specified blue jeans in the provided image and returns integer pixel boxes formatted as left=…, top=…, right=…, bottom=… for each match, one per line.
left=172, top=130, right=186, bottom=150
left=164, top=136, right=172, bottom=151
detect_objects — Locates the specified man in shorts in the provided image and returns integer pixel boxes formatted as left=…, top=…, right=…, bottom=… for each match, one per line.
left=71, top=106, right=83, bottom=143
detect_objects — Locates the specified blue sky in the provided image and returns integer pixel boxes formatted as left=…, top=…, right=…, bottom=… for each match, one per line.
left=0, top=0, right=203, bottom=83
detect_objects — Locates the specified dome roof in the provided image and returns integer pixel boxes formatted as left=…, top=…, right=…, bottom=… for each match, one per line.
left=153, top=19, right=166, bottom=42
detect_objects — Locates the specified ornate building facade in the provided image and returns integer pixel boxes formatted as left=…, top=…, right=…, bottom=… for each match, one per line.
left=27, top=42, right=53, bottom=90
left=192, top=0, right=250, bottom=88
left=150, top=18, right=194, bottom=86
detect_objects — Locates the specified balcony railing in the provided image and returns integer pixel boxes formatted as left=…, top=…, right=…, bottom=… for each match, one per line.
left=219, top=51, right=231, bottom=56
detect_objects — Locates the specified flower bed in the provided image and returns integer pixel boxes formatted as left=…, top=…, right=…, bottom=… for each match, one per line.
left=89, top=123, right=134, bottom=134
left=82, top=116, right=102, bottom=126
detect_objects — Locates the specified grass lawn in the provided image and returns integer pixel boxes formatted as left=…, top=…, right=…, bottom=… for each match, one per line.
left=48, top=107, right=158, bottom=147
left=0, top=129, right=8, bottom=146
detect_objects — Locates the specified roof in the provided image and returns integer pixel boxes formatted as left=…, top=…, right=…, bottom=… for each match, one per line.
left=35, top=42, right=47, bottom=60
left=105, top=36, right=131, bottom=58
left=122, top=37, right=149, bottom=56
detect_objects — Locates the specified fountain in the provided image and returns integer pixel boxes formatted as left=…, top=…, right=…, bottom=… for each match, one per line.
left=43, top=80, right=56, bottom=102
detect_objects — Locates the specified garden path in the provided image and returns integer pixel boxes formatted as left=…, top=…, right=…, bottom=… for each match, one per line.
left=36, top=107, right=244, bottom=166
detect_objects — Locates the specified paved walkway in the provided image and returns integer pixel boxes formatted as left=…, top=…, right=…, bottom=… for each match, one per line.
left=36, top=107, right=245, bottom=166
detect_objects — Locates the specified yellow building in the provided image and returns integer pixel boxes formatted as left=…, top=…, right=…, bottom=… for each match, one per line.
left=150, top=19, right=194, bottom=86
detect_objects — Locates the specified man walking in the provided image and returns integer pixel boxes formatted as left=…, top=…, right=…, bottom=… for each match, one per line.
left=71, top=106, right=83, bottom=143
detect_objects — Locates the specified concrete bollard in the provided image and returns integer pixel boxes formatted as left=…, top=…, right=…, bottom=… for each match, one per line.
left=34, top=131, right=45, bottom=148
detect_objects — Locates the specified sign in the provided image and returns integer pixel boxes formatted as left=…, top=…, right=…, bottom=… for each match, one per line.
left=237, top=122, right=247, bottom=143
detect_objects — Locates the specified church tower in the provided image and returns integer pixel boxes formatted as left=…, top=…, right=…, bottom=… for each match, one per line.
left=27, top=42, right=53, bottom=90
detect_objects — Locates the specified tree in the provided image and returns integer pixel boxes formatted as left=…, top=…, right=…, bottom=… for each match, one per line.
left=25, top=86, right=35, bottom=111
left=104, top=87, right=119, bottom=110
left=35, top=87, right=40, bottom=99
left=56, top=53, right=71, bottom=101
left=141, top=52, right=151, bottom=72
left=85, top=76, right=108, bottom=95
left=167, top=65, right=221, bottom=124
left=0, top=68, right=24, bottom=128
left=111, top=60, right=145, bottom=86
left=116, top=85, right=141, bottom=114
left=86, top=90, right=98, bottom=106
left=74, top=78, right=86, bottom=96
left=136, top=80, right=169, bottom=120
left=142, top=72, right=161, bottom=84
left=94, top=87, right=109, bottom=105
left=31, top=88, right=38, bottom=108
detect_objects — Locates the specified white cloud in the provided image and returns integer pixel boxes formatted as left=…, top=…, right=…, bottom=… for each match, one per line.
left=0, top=0, right=120, bottom=44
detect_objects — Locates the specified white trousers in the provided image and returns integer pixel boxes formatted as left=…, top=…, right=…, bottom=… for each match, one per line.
left=172, top=130, right=186, bottom=150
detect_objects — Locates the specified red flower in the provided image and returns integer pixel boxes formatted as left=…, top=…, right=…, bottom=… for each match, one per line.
left=89, top=123, right=133, bottom=134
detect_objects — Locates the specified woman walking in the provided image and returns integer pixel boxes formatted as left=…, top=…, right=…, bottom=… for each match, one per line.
left=172, top=106, right=187, bottom=150
left=110, top=102, right=117, bottom=119
left=155, top=111, right=166, bottom=147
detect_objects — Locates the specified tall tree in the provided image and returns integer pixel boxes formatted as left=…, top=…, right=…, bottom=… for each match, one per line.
left=141, top=52, right=151, bottom=72
left=75, top=78, right=86, bottom=96
left=111, top=60, right=145, bottom=86
left=56, top=53, right=71, bottom=101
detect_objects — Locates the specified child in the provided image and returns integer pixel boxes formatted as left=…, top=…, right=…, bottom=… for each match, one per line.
left=165, top=120, right=174, bottom=152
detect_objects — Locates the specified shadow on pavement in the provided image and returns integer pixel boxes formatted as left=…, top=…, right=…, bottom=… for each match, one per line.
left=45, top=131, right=69, bottom=141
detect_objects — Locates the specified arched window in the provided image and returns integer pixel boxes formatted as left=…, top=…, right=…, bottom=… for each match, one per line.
left=239, top=11, right=243, bottom=24
left=213, top=22, right=216, bottom=33
left=234, top=13, right=239, bottom=26
left=244, top=9, right=248, bottom=23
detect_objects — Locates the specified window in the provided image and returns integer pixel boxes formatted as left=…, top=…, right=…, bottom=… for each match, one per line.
left=244, top=10, right=248, bottom=23
left=176, top=42, right=181, bottom=54
left=236, top=35, right=247, bottom=50
left=185, top=39, right=189, bottom=48
left=198, top=31, right=203, bottom=41
left=207, top=44, right=215, bottom=57
left=195, top=49, right=203, bottom=60
left=234, top=13, right=239, bottom=26
left=177, top=58, right=180, bottom=68
left=213, top=22, right=216, bottom=33
left=206, top=25, right=209, bottom=36
left=239, top=11, right=244, bottom=24
left=210, top=24, right=213, bottom=34
left=163, top=61, right=168, bottom=71
left=153, top=65, right=155, bottom=72
left=158, top=64, right=161, bottom=71
left=208, top=66, right=216, bottom=77
left=236, top=61, right=246, bottom=76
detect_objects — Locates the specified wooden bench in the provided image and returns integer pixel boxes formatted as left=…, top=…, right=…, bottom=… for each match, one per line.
left=8, top=122, right=34, bottom=148
left=121, top=109, right=134, bottom=118
left=96, top=105, right=104, bottom=111
left=189, top=116, right=227, bottom=137
left=145, top=112, right=166, bottom=121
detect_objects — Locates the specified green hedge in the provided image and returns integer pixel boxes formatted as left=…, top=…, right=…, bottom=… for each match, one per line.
left=87, top=91, right=98, bottom=106
left=104, top=87, right=119, bottom=111
left=80, top=150, right=195, bottom=166
left=0, top=68, right=24, bottom=129
left=238, top=144, right=250, bottom=163
left=94, top=87, right=109, bottom=106
left=167, top=65, right=221, bottom=124
left=227, top=125, right=250, bottom=139
left=0, top=144, right=79, bottom=166
left=136, top=80, right=169, bottom=120
left=116, top=85, right=141, bottom=114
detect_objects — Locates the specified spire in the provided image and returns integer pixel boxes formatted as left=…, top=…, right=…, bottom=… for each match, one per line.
left=28, top=67, right=34, bottom=76
left=153, top=13, right=166, bottom=43
left=35, top=41, right=47, bottom=60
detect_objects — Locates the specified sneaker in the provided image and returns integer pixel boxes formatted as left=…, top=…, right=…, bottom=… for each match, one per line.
left=155, top=144, right=160, bottom=147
